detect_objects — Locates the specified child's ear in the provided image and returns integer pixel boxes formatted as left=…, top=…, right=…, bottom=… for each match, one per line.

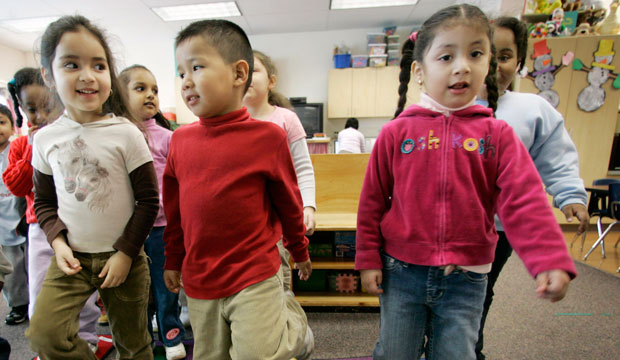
left=41, top=67, right=55, bottom=90
left=412, top=60, right=424, bottom=87
left=268, top=74, right=277, bottom=91
left=232, top=60, right=250, bottom=89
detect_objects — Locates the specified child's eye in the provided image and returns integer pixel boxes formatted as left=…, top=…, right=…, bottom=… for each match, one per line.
left=153, top=88, right=158, bottom=95
left=135, top=86, right=144, bottom=92
left=64, top=62, right=77, bottom=69
left=439, top=55, right=452, bottom=62
left=95, top=64, right=107, bottom=71
left=497, top=55, right=511, bottom=63
left=179, top=72, right=185, bottom=79
left=193, top=65, right=203, bottom=71
left=26, top=107, right=37, bottom=113
left=471, top=50, right=484, bottom=58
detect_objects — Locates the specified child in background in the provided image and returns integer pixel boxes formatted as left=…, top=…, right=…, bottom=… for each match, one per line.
left=3, top=67, right=101, bottom=351
left=474, top=17, right=589, bottom=360
left=25, top=15, right=159, bottom=359
left=120, top=64, right=186, bottom=360
left=0, top=245, right=14, bottom=360
left=164, top=19, right=313, bottom=359
left=337, top=117, right=366, bottom=154
left=0, top=104, right=28, bottom=326
left=355, top=4, right=576, bottom=360
left=242, top=50, right=316, bottom=290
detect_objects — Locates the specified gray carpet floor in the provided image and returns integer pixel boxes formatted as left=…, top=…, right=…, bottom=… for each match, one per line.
left=1, top=256, right=618, bottom=359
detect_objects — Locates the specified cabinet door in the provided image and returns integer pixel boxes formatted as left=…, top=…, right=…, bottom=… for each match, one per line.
left=375, top=66, right=401, bottom=117
left=328, top=68, right=353, bottom=118
left=351, top=68, right=377, bottom=117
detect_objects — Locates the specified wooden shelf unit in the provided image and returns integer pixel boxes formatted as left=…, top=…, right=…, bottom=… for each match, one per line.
left=293, top=153, right=379, bottom=307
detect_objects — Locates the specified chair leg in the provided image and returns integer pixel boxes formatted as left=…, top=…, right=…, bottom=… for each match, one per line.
left=584, top=221, right=620, bottom=260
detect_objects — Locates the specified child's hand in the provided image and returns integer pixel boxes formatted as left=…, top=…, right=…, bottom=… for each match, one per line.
left=303, top=207, right=316, bottom=235
left=535, top=270, right=571, bottom=303
left=361, top=269, right=383, bottom=295
left=99, top=251, right=132, bottom=288
left=561, top=203, right=589, bottom=234
left=52, top=236, right=82, bottom=275
left=294, top=260, right=312, bottom=280
left=164, top=270, right=183, bottom=293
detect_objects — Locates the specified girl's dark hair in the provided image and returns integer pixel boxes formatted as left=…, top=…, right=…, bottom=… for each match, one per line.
left=394, top=4, right=498, bottom=117
left=119, top=64, right=172, bottom=130
left=0, top=104, right=13, bottom=126
left=40, top=15, right=141, bottom=128
left=345, top=117, right=359, bottom=129
left=7, top=67, right=45, bottom=127
left=253, top=50, right=294, bottom=110
left=493, top=16, right=528, bottom=72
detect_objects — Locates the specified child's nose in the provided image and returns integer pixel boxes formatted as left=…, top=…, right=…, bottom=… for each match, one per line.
left=79, top=68, right=95, bottom=82
left=453, top=57, right=471, bottom=75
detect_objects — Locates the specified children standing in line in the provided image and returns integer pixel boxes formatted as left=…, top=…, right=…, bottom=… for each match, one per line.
left=120, top=64, right=186, bottom=360
left=474, top=17, right=589, bottom=360
left=164, top=19, right=313, bottom=360
left=3, top=67, right=101, bottom=351
left=0, top=104, right=29, bottom=327
left=355, top=4, right=577, bottom=360
left=25, top=15, right=159, bottom=359
left=242, top=50, right=316, bottom=291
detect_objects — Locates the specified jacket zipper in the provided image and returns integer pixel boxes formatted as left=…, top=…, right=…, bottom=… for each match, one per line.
left=438, top=115, right=452, bottom=264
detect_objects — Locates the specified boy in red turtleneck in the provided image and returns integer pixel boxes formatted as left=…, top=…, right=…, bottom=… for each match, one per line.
left=163, top=19, right=314, bottom=360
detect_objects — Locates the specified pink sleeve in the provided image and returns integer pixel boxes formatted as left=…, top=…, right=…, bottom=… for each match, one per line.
left=274, top=107, right=306, bottom=144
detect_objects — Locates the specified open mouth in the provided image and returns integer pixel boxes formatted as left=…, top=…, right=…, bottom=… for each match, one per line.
left=77, top=89, right=97, bottom=94
left=186, top=95, right=199, bottom=104
left=449, top=82, right=469, bottom=90
left=144, top=102, right=156, bottom=107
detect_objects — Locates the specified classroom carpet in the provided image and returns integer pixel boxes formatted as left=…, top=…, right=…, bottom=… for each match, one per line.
left=32, top=334, right=115, bottom=360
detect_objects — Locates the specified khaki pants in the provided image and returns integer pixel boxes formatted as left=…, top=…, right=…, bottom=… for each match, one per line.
left=187, top=269, right=307, bottom=360
left=26, top=251, right=152, bottom=360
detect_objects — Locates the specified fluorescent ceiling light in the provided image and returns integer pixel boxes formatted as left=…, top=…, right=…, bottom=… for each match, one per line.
left=331, top=0, right=418, bottom=10
left=0, top=16, right=60, bottom=33
left=152, top=2, right=241, bottom=22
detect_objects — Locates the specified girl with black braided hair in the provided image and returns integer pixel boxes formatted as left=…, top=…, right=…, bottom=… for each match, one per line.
left=355, top=4, right=576, bottom=359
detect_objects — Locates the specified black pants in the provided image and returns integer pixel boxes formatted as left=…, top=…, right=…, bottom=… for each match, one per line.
left=0, top=336, right=10, bottom=360
left=475, top=231, right=513, bottom=360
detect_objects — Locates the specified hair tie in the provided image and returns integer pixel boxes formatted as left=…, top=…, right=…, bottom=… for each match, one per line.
left=8, top=78, right=16, bottom=86
left=409, top=31, right=418, bottom=42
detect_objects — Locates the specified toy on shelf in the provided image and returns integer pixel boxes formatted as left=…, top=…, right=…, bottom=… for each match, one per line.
left=573, top=22, right=594, bottom=35
left=536, top=0, right=563, bottom=14
left=596, top=0, right=620, bottom=35
left=563, top=0, right=581, bottom=12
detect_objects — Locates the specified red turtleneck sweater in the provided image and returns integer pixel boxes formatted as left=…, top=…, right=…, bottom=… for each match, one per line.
left=2, top=136, right=37, bottom=223
left=163, top=107, right=309, bottom=299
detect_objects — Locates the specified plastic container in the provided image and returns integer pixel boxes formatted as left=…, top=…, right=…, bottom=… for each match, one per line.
left=387, top=35, right=400, bottom=44
left=369, top=54, right=388, bottom=67
left=351, top=54, right=368, bottom=68
left=388, top=43, right=400, bottom=51
left=387, top=58, right=400, bottom=66
left=367, top=32, right=385, bottom=44
left=383, top=26, right=397, bottom=36
left=368, top=43, right=387, bottom=55
left=333, top=54, right=351, bottom=68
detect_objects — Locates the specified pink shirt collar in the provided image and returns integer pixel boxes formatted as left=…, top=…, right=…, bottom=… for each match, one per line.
left=418, top=93, right=476, bottom=117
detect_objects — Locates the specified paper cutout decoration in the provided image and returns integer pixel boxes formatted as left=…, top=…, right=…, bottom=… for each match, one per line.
left=524, top=39, right=572, bottom=108
left=572, top=39, right=620, bottom=112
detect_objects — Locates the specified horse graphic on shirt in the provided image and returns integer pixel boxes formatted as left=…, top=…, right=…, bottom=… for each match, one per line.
left=74, top=157, right=111, bottom=212
left=53, top=136, right=90, bottom=193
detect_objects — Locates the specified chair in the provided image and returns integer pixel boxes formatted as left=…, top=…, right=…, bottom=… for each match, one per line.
left=581, top=179, right=620, bottom=261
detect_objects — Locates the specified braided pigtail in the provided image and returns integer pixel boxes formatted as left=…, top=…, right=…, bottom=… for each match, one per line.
left=485, top=44, right=499, bottom=114
left=394, top=38, right=415, bottom=118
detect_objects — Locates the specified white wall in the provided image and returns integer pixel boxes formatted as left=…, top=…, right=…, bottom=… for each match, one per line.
left=0, top=44, right=34, bottom=83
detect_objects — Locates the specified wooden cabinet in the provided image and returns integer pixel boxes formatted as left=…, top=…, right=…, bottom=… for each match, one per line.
left=293, top=154, right=379, bottom=307
left=517, top=35, right=620, bottom=223
left=328, top=67, right=416, bottom=118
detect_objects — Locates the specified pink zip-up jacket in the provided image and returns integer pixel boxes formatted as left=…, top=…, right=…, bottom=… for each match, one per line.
left=355, top=104, right=577, bottom=279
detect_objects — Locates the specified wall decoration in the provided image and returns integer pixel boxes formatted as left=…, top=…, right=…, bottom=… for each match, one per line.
left=572, top=39, right=620, bottom=112
left=523, top=39, right=573, bottom=108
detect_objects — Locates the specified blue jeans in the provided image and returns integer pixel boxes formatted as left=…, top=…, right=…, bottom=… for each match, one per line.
left=145, top=227, right=185, bottom=347
left=374, top=253, right=487, bottom=360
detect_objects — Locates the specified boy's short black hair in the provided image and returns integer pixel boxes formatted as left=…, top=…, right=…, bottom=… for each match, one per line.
left=175, top=19, right=253, bottom=93
left=0, top=104, right=13, bottom=126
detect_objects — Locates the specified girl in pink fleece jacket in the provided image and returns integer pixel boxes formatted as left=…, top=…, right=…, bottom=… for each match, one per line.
left=355, top=4, right=576, bottom=360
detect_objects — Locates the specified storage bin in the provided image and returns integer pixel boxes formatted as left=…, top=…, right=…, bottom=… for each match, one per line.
left=333, top=54, right=351, bottom=68
left=388, top=43, right=400, bottom=51
left=383, top=26, right=397, bottom=36
left=367, top=32, right=385, bottom=44
left=369, top=54, right=387, bottom=67
left=352, top=54, right=368, bottom=68
left=387, top=58, right=400, bottom=66
left=294, top=269, right=327, bottom=292
left=387, top=35, right=400, bottom=44
left=334, top=231, right=356, bottom=258
left=368, top=43, right=387, bottom=55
